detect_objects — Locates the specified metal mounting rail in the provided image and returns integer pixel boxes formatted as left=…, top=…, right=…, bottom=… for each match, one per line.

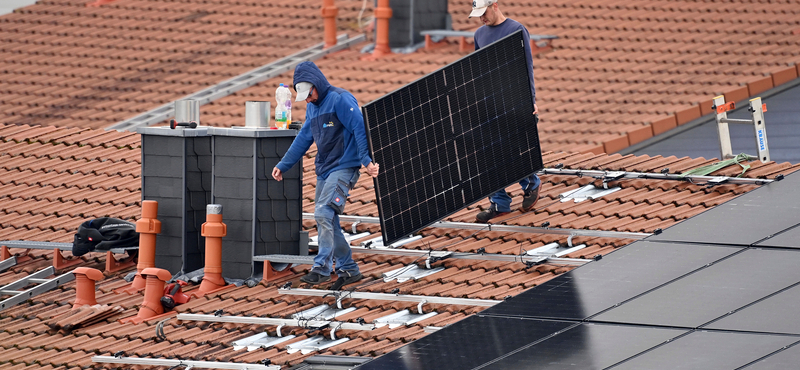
left=92, top=356, right=280, bottom=370
left=537, top=168, right=775, bottom=186
left=108, top=33, right=366, bottom=132
left=176, top=313, right=376, bottom=331
left=0, top=266, right=75, bottom=312
left=350, top=247, right=591, bottom=266
left=254, top=250, right=590, bottom=267
left=279, top=288, right=502, bottom=307
left=0, top=240, right=138, bottom=254
left=420, top=30, right=558, bottom=41
left=0, top=256, right=16, bottom=272
left=301, top=214, right=651, bottom=240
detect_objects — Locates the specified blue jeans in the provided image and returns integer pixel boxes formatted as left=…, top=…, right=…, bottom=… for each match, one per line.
left=312, top=168, right=361, bottom=277
left=489, top=174, right=541, bottom=213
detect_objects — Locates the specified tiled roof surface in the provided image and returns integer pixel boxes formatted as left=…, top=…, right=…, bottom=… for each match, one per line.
left=2, top=122, right=798, bottom=368
left=1, top=0, right=798, bottom=154
left=0, top=0, right=372, bottom=129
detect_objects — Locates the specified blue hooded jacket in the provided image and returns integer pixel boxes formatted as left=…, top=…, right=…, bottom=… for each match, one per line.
left=276, top=61, right=373, bottom=179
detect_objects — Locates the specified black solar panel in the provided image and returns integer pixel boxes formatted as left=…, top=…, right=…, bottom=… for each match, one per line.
left=362, top=30, right=542, bottom=244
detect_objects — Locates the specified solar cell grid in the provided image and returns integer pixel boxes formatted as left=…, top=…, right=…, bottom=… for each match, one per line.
left=363, top=30, right=543, bottom=244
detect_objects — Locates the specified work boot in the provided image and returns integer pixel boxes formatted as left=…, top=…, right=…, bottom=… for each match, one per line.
left=300, top=271, right=331, bottom=285
left=520, top=185, right=541, bottom=212
left=475, top=207, right=510, bottom=223
left=330, top=272, right=363, bottom=290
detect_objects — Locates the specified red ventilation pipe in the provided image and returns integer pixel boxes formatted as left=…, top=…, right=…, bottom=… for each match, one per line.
left=191, top=204, right=229, bottom=298
left=121, top=267, right=172, bottom=324
left=72, top=267, right=104, bottom=308
left=370, top=0, right=392, bottom=58
left=119, top=200, right=161, bottom=294
left=322, top=0, right=339, bottom=48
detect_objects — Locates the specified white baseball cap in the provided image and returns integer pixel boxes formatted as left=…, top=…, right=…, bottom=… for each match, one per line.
left=469, top=0, right=496, bottom=18
left=295, top=82, right=313, bottom=102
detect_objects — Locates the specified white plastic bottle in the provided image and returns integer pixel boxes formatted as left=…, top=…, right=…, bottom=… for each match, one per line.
left=274, top=83, right=291, bottom=129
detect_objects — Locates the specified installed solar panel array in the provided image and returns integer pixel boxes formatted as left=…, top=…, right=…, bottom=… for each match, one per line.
left=358, top=168, right=800, bottom=368
left=362, top=30, right=542, bottom=245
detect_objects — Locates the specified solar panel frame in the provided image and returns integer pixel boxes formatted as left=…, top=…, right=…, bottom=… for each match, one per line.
left=363, top=30, right=543, bottom=245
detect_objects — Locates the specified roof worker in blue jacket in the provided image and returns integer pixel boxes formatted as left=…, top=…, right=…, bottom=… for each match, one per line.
left=272, top=61, right=379, bottom=289
left=470, top=0, right=543, bottom=222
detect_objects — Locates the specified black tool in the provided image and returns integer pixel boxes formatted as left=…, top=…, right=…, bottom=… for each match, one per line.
left=169, top=119, right=198, bottom=129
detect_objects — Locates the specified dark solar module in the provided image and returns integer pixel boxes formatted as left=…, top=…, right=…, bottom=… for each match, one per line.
left=363, top=30, right=542, bottom=244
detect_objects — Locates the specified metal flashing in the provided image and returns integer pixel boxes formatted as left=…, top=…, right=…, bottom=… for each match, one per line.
left=286, top=335, right=350, bottom=355
left=292, top=304, right=357, bottom=321
left=374, top=309, right=438, bottom=329
left=559, top=184, right=622, bottom=203
left=135, top=126, right=211, bottom=137
left=208, top=127, right=299, bottom=138
left=231, top=332, right=296, bottom=351
left=92, top=356, right=280, bottom=369
left=382, top=265, right=445, bottom=283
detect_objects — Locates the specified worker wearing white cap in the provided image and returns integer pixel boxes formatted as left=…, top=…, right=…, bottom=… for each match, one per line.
left=470, top=0, right=544, bottom=222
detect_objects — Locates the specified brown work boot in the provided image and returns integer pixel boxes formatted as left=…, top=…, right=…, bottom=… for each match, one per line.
left=520, top=185, right=541, bottom=212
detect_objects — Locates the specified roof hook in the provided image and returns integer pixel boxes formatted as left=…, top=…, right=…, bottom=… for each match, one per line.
left=336, top=293, right=344, bottom=309
left=276, top=323, right=285, bottom=337
left=330, top=324, right=339, bottom=340
left=417, top=300, right=427, bottom=314
left=567, top=235, right=575, bottom=247
left=351, top=220, right=361, bottom=234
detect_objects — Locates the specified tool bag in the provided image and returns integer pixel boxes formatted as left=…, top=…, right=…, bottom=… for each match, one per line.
left=72, top=217, right=139, bottom=256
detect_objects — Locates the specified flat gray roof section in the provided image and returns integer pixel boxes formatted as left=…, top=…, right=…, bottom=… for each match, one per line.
left=623, top=78, right=800, bottom=164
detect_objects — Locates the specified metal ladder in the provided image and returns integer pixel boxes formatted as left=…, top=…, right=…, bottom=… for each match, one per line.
left=712, top=95, right=769, bottom=163
left=0, top=266, right=75, bottom=312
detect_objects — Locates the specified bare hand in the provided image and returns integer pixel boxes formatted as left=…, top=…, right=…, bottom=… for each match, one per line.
left=272, top=167, right=283, bottom=181
left=533, top=103, right=539, bottom=115
left=365, top=162, right=379, bottom=177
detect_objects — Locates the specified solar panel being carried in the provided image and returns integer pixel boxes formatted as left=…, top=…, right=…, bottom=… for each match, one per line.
left=362, top=30, right=543, bottom=245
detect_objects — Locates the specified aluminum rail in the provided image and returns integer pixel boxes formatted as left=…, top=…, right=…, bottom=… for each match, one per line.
left=279, top=288, right=502, bottom=307
left=0, top=240, right=137, bottom=254
left=108, top=33, right=365, bottom=132
left=301, top=214, right=651, bottom=240
left=349, top=247, right=590, bottom=266
left=254, top=250, right=589, bottom=267
left=176, top=313, right=376, bottom=331
left=420, top=30, right=558, bottom=41
left=92, top=356, right=280, bottom=370
left=537, top=168, right=775, bottom=186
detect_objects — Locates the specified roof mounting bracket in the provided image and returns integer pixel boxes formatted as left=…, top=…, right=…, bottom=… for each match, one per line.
left=425, top=251, right=453, bottom=269
left=602, top=171, right=626, bottom=189
left=351, top=221, right=361, bottom=234
left=0, top=266, right=75, bottom=312
left=232, top=332, right=296, bottom=351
